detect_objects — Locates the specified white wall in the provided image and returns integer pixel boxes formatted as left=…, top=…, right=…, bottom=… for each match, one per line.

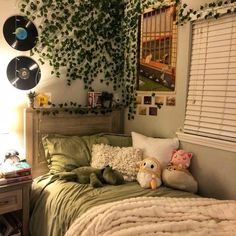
left=0, top=0, right=113, bottom=157
left=124, top=0, right=236, bottom=200
left=0, top=0, right=27, bottom=156
left=124, top=0, right=209, bottom=137
left=0, top=0, right=203, bottom=153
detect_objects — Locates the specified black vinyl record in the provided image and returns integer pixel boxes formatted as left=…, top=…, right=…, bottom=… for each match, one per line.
left=3, top=15, right=38, bottom=51
left=7, top=56, right=41, bottom=90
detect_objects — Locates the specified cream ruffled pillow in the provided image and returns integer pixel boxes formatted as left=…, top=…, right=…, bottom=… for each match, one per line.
left=91, top=144, right=143, bottom=181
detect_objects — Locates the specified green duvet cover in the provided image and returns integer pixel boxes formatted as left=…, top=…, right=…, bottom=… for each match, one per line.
left=30, top=174, right=198, bottom=236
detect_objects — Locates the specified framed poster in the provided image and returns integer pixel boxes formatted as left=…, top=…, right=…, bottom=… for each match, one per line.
left=137, top=3, right=177, bottom=92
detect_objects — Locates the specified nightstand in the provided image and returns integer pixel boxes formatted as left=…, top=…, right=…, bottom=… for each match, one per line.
left=0, top=180, right=32, bottom=236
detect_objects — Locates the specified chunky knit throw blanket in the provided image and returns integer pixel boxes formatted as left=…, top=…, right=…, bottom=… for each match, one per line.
left=65, top=196, right=236, bottom=236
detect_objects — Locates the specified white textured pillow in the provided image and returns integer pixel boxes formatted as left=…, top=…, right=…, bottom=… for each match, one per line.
left=91, top=144, right=143, bottom=181
left=131, top=132, right=179, bottom=168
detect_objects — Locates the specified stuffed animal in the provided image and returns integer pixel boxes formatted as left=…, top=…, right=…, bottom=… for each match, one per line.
left=162, top=149, right=198, bottom=193
left=137, top=157, right=162, bottom=190
left=170, top=149, right=193, bottom=169
left=59, top=166, right=124, bottom=188
left=162, top=164, right=198, bottom=193
left=4, top=149, right=20, bottom=164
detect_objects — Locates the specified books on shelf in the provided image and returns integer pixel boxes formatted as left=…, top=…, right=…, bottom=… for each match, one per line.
left=0, top=175, right=32, bottom=186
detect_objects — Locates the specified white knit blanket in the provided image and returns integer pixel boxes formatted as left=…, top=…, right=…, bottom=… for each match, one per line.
left=65, top=196, right=236, bottom=236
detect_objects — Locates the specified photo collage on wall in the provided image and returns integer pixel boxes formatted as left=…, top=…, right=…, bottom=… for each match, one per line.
left=135, top=94, right=176, bottom=116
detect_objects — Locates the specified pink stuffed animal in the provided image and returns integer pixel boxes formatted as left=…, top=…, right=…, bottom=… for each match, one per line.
left=170, top=149, right=193, bottom=169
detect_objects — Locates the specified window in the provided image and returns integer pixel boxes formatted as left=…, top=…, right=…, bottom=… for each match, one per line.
left=184, top=13, right=236, bottom=143
left=138, top=4, right=177, bottom=91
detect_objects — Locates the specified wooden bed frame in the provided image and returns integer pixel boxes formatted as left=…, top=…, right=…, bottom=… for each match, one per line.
left=24, top=108, right=124, bottom=178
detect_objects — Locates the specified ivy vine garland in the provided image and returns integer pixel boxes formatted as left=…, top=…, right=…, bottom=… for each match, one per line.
left=20, top=0, right=173, bottom=119
left=20, top=0, right=124, bottom=91
left=20, top=0, right=235, bottom=119
left=36, top=104, right=114, bottom=116
left=177, top=0, right=236, bottom=25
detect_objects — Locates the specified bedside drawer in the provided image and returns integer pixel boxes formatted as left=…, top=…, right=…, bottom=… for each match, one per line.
left=0, top=189, right=22, bottom=214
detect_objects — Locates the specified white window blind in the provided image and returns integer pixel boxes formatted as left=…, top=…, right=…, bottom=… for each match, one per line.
left=184, top=13, right=236, bottom=142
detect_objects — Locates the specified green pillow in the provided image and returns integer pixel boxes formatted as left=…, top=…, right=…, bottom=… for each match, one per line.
left=104, top=134, right=132, bottom=147
left=42, top=134, right=109, bottom=173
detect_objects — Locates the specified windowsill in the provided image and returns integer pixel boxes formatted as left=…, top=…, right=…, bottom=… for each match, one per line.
left=176, top=131, right=236, bottom=153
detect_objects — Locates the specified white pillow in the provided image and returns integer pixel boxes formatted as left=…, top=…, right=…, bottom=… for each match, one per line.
left=91, top=143, right=143, bottom=181
left=131, top=132, right=179, bottom=168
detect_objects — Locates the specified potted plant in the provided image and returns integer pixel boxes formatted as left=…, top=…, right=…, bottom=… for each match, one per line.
left=27, top=91, right=37, bottom=109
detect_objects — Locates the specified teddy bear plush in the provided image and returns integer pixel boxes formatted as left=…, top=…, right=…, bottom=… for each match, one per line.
left=162, top=149, right=198, bottom=193
left=59, top=166, right=124, bottom=188
left=137, top=157, right=162, bottom=190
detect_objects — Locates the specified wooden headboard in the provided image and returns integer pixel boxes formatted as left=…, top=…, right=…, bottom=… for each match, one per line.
left=24, top=108, right=124, bottom=178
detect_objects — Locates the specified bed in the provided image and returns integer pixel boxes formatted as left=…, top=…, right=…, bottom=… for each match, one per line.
left=24, top=108, right=236, bottom=236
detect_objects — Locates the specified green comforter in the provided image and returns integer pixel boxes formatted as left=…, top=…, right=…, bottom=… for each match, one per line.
left=30, top=174, right=198, bottom=236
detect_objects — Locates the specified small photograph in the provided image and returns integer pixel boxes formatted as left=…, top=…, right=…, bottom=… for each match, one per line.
left=87, top=92, right=94, bottom=107
left=94, top=93, right=102, bottom=107
left=135, top=96, right=142, bottom=104
left=143, top=96, right=152, bottom=105
left=87, top=92, right=102, bottom=108
left=149, top=107, right=158, bottom=116
left=35, top=93, right=51, bottom=108
left=166, top=96, right=176, bottom=106
left=138, top=106, right=147, bottom=115
left=155, top=96, right=164, bottom=108
left=155, top=96, right=164, bottom=105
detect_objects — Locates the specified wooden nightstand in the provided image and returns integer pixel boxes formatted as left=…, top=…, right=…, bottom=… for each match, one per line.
left=0, top=180, right=32, bottom=236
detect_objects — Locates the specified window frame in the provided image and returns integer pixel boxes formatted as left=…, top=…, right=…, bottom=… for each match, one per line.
left=179, top=12, right=236, bottom=153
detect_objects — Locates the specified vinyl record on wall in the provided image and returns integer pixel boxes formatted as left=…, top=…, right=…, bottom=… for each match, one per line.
left=7, top=56, right=41, bottom=90
left=3, top=15, right=38, bottom=51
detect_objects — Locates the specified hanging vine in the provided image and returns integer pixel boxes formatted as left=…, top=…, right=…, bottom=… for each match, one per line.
left=20, top=0, right=124, bottom=90
left=121, top=0, right=235, bottom=119
left=177, top=0, right=236, bottom=25
left=19, top=0, right=235, bottom=118
left=20, top=0, right=180, bottom=119
left=122, top=0, right=180, bottom=119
